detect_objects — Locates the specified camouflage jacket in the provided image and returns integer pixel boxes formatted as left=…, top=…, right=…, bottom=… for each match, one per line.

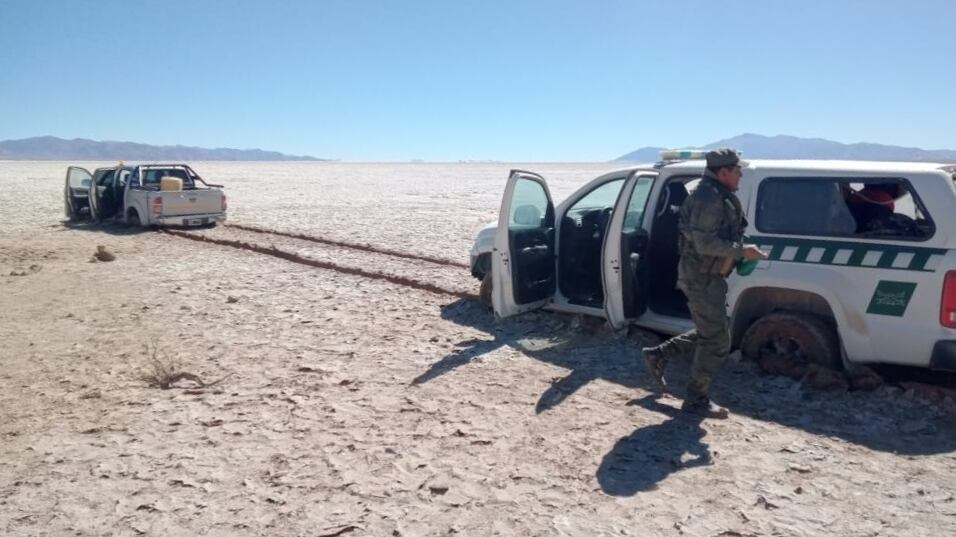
left=677, top=173, right=745, bottom=280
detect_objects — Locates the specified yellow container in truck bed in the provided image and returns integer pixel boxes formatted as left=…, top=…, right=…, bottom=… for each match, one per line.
left=160, top=176, right=183, bottom=191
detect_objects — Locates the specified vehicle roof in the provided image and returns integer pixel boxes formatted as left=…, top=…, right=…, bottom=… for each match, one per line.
left=124, top=163, right=192, bottom=168
left=660, top=159, right=954, bottom=174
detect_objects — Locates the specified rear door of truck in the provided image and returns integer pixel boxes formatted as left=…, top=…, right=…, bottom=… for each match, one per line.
left=160, top=189, right=223, bottom=217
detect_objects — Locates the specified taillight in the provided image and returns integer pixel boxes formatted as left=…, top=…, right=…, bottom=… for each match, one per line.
left=151, top=196, right=163, bottom=217
left=221, top=193, right=227, bottom=212
left=941, top=271, right=956, bottom=328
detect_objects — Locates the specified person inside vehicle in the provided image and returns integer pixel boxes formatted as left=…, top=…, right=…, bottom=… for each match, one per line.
left=847, top=183, right=899, bottom=233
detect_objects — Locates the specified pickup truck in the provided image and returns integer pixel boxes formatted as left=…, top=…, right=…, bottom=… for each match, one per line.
left=65, top=163, right=226, bottom=227
left=470, top=154, right=956, bottom=372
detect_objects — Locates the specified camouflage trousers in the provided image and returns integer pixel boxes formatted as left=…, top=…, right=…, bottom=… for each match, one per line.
left=650, top=275, right=730, bottom=400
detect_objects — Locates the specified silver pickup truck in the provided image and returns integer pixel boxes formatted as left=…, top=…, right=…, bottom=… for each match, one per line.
left=65, top=163, right=226, bottom=227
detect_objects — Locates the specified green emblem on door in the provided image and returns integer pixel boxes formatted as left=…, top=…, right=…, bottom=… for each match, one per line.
left=866, top=281, right=917, bottom=317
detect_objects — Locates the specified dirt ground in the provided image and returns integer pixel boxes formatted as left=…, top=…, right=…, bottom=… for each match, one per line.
left=1, top=162, right=955, bottom=537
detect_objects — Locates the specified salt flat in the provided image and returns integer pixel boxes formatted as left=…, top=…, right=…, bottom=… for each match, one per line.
left=1, top=161, right=954, bottom=536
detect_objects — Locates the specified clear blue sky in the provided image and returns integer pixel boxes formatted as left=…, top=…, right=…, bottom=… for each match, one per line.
left=1, top=0, right=953, bottom=161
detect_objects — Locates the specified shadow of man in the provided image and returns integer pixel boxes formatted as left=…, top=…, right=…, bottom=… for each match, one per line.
left=419, top=299, right=956, bottom=457
left=597, top=395, right=711, bottom=496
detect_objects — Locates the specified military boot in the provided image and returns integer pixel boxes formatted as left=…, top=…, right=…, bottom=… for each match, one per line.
left=681, top=397, right=729, bottom=420
left=641, top=347, right=668, bottom=392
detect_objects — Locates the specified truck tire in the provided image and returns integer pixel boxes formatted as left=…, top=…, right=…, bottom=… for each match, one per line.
left=127, top=209, right=142, bottom=228
left=479, top=272, right=493, bottom=309
left=740, top=311, right=842, bottom=376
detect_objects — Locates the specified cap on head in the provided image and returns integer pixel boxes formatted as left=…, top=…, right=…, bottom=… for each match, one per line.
left=705, top=148, right=749, bottom=169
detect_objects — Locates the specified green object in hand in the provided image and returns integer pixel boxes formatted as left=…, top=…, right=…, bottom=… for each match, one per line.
left=736, top=258, right=759, bottom=276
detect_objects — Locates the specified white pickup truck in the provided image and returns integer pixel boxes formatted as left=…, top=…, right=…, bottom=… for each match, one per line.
left=469, top=154, right=956, bottom=373
left=65, top=163, right=226, bottom=227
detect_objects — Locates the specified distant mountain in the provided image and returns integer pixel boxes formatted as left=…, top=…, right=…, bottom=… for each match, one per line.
left=0, top=136, right=325, bottom=161
left=615, top=133, right=956, bottom=163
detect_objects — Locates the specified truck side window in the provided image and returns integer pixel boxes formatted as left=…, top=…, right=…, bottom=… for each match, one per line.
left=756, top=177, right=934, bottom=240
left=95, top=169, right=116, bottom=186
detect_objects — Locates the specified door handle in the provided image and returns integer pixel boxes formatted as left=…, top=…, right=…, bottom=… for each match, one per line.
left=629, top=252, right=641, bottom=271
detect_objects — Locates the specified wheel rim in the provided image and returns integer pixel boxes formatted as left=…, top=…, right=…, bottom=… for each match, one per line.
left=764, top=336, right=803, bottom=362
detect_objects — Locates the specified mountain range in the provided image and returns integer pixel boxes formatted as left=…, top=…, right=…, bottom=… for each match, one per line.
left=2, top=133, right=954, bottom=163
left=0, top=136, right=324, bottom=161
left=616, top=133, right=956, bottom=163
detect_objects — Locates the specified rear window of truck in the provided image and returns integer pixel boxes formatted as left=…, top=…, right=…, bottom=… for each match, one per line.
left=142, top=169, right=194, bottom=188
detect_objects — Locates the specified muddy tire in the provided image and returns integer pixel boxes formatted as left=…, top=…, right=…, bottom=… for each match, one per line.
left=479, top=272, right=493, bottom=309
left=741, top=311, right=842, bottom=377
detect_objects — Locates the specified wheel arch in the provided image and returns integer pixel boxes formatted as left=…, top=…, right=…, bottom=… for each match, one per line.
left=730, top=285, right=842, bottom=348
left=126, top=200, right=149, bottom=226
left=471, top=252, right=491, bottom=280
left=126, top=206, right=142, bottom=226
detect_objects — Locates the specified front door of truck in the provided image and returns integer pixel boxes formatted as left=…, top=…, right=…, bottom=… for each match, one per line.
left=64, top=166, right=92, bottom=220
left=491, top=170, right=556, bottom=318
left=603, top=171, right=657, bottom=329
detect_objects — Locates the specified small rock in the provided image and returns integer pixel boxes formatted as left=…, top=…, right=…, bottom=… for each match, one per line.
left=93, top=245, right=116, bottom=262
left=226, top=296, right=239, bottom=304
left=427, top=481, right=450, bottom=495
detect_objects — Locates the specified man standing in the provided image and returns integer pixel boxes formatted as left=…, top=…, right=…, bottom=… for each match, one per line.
left=641, top=148, right=767, bottom=419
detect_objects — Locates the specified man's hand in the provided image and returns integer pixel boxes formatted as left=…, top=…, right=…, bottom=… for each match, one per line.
left=741, top=244, right=769, bottom=260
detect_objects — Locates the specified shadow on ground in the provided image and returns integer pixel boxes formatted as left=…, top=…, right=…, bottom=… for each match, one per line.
left=415, top=298, right=956, bottom=458
left=61, top=219, right=154, bottom=236
left=597, top=395, right=709, bottom=496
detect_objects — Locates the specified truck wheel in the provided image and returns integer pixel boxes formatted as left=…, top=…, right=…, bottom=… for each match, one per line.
left=479, top=272, right=493, bottom=309
left=127, top=210, right=142, bottom=228
left=740, top=311, right=842, bottom=377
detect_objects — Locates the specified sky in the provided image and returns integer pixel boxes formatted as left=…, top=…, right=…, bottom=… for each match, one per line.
left=1, top=0, right=954, bottom=161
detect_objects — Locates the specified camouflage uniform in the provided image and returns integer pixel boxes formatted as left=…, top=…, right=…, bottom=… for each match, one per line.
left=647, top=170, right=745, bottom=402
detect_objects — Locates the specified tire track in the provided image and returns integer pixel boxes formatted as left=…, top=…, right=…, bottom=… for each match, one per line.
left=225, top=223, right=469, bottom=269
left=162, top=228, right=477, bottom=299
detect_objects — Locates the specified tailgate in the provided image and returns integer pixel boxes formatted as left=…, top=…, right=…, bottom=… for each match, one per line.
left=161, top=189, right=223, bottom=217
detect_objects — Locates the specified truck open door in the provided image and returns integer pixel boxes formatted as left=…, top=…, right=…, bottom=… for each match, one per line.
left=602, top=171, right=657, bottom=329
left=491, top=170, right=556, bottom=319
left=64, top=166, right=93, bottom=221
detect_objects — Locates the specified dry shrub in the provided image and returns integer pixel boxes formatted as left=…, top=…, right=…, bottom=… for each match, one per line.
left=140, top=341, right=200, bottom=389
